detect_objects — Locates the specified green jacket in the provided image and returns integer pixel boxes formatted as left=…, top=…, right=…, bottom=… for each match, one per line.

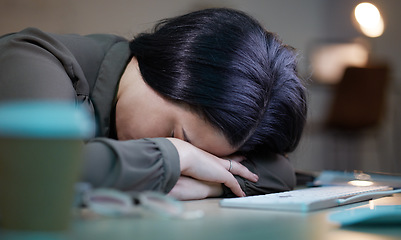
left=0, top=28, right=296, bottom=195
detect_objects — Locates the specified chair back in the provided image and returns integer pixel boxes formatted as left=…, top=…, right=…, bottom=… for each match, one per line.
left=326, top=65, right=390, bottom=130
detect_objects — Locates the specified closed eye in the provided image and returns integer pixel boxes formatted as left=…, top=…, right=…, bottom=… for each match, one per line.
left=182, top=128, right=191, bottom=144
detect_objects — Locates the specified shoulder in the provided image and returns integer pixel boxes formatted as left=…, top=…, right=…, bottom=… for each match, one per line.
left=1, top=27, right=128, bottom=58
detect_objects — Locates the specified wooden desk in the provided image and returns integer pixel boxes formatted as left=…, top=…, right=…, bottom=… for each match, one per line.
left=69, top=194, right=401, bottom=240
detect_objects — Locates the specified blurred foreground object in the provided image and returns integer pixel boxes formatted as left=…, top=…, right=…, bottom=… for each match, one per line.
left=0, top=101, right=94, bottom=232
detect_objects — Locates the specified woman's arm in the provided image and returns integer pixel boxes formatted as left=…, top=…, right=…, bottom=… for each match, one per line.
left=81, top=137, right=181, bottom=193
left=82, top=137, right=258, bottom=196
left=169, top=151, right=296, bottom=200
left=167, top=138, right=261, bottom=200
left=167, top=138, right=259, bottom=198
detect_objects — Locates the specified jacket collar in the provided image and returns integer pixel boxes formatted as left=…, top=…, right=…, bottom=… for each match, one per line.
left=91, top=41, right=131, bottom=137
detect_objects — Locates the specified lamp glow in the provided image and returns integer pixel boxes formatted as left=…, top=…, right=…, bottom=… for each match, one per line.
left=348, top=180, right=374, bottom=187
left=354, top=2, right=384, bottom=38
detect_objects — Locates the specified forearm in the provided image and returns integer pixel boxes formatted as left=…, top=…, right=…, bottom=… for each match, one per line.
left=81, top=137, right=181, bottom=193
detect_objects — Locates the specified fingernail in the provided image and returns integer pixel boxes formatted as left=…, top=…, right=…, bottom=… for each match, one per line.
left=242, top=191, right=246, bottom=197
left=253, top=174, right=259, bottom=182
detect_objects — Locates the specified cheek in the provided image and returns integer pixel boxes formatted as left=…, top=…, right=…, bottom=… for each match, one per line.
left=196, top=141, right=237, bottom=157
left=119, top=115, right=173, bottom=140
left=186, top=126, right=237, bottom=157
left=138, top=119, right=172, bottom=138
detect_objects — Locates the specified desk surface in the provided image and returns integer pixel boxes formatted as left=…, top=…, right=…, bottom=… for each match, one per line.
left=69, top=194, right=401, bottom=240
left=2, top=194, right=401, bottom=240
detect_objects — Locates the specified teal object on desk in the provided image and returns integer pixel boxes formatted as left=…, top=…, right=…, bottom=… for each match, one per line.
left=329, top=205, right=401, bottom=226
left=0, top=101, right=95, bottom=138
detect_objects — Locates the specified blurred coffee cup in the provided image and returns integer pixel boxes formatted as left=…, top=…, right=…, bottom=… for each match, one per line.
left=0, top=101, right=94, bottom=232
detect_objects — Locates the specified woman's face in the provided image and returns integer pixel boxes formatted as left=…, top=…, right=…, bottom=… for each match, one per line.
left=115, top=58, right=237, bottom=157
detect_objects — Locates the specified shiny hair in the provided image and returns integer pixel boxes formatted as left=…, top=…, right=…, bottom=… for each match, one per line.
left=129, top=8, right=307, bottom=154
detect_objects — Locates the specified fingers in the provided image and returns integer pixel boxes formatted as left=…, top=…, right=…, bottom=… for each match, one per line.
left=221, top=174, right=246, bottom=197
left=225, top=159, right=259, bottom=183
left=168, top=176, right=224, bottom=200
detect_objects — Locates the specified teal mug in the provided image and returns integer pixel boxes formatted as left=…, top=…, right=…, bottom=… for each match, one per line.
left=0, top=101, right=94, bottom=232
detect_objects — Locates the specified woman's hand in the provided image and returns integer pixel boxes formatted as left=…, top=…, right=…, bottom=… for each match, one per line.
left=167, top=138, right=258, bottom=198
left=168, top=176, right=223, bottom=200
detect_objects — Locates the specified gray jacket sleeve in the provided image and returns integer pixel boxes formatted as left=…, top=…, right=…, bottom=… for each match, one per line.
left=0, top=28, right=181, bottom=193
left=82, top=138, right=180, bottom=193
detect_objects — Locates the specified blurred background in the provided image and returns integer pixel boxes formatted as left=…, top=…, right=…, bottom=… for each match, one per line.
left=1, top=0, right=400, bottom=174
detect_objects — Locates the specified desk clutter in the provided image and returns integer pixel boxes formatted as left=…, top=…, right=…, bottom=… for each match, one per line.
left=76, top=185, right=204, bottom=220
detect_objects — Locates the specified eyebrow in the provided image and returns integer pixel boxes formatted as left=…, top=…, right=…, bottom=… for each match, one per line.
left=182, top=128, right=192, bottom=144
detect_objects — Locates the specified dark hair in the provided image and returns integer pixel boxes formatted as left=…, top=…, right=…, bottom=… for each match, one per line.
left=129, top=8, right=307, bottom=154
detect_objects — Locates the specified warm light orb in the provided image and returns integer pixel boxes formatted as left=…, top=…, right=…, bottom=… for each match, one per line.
left=348, top=180, right=374, bottom=187
left=354, top=2, right=384, bottom=38
left=355, top=3, right=380, bottom=28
